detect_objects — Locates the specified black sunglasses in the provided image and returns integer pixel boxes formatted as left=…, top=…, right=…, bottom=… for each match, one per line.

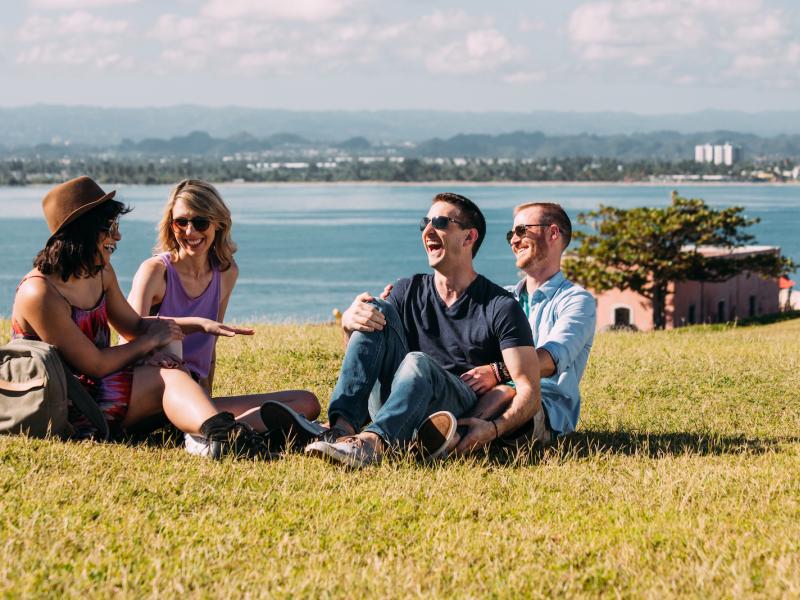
left=419, top=216, right=467, bottom=231
left=171, top=217, right=212, bottom=232
left=505, top=223, right=551, bottom=244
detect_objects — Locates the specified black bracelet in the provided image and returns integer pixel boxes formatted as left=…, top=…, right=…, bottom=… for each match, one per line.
left=491, top=419, right=499, bottom=440
left=494, top=361, right=511, bottom=383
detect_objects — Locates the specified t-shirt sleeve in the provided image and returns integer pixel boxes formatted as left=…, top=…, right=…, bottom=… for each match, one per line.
left=492, top=295, right=534, bottom=350
left=386, top=276, right=411, bottom=315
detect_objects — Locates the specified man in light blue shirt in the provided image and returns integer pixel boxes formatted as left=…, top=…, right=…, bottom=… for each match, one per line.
left=457, top=202, right=596, bottom=442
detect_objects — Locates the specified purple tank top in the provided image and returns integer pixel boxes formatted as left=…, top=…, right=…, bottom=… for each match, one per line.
left=157, top=253, right=220, bottom=380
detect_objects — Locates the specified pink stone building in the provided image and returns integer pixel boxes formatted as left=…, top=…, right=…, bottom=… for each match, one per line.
left=593, top=246, right=782, bottom=331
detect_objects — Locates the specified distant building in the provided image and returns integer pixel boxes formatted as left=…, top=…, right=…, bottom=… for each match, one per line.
left=593, top=245, right=781, bottom=331
left=694, top=142, right=740, bottom=166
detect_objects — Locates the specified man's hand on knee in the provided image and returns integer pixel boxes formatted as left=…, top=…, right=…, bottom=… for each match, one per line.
left=342, top=292, right=387, bottom=333
left=453, top=417, right=498, bottom=456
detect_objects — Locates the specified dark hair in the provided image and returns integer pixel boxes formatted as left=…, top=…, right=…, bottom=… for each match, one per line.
left=432, top=192, right=486, bottom=257
left=34, top=199, right=131, bottom=281
left=513, top=202, right=572, bottom=248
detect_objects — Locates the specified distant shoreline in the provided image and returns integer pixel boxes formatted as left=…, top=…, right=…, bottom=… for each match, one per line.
left=9, top=180, right=794, bottom=189
left=222, top=180, right=799, bottom=188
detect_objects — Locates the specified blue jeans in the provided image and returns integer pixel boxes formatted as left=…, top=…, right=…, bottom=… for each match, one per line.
left=328, top=299, right=478, bottom=445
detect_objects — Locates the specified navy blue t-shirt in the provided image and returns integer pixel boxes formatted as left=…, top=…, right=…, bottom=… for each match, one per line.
left=386, top=273, right=534, bottom=376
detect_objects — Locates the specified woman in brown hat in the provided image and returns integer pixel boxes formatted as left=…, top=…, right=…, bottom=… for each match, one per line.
left=10, top=176, right=305, bottom=458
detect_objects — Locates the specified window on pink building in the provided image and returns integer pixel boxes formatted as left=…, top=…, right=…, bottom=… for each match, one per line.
left=614, top=307, right=631, bottom=326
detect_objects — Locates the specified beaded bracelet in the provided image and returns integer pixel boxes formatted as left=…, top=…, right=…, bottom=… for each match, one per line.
left=490, top=362, right=501, bottom=384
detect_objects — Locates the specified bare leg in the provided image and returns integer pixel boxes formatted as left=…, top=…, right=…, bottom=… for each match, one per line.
left=215, top=390, right=320, bottom=432
left=123, top=365, right=218, bottom=434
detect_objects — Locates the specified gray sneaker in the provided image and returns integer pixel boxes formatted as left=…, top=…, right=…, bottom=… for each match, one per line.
left=413, top=411, right=458, bottom=459
left=305, top=435, right=381, bottom=468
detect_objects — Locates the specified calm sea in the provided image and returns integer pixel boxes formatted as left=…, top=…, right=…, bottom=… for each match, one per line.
left=1, top=183, right=797, bottom=322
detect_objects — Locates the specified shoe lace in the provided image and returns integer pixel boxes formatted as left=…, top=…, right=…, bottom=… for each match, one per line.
left=319, top=425, right=349, bottom=443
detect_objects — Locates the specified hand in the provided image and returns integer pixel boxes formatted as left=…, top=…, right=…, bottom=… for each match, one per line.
left=453, top=418, right=498, bottom=456
left=459, top=365, right=499, bottom=396
left=142, top=350, right=183, bottom=369
left=379, top=283, right=393, bottom=300
left=341, top=292, right=386, bottom=333
left=148, top=317, right=184, bottom=348
left=201, top=319, right=255, bottom=337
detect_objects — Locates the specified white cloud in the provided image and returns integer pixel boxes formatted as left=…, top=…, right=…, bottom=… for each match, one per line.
left=426, top=28, right=520, bottom=75
left=19, top=11, right=128, bottom=42
left=30, top=0, right=138, bottom=8
left=568, top=0, right=798, bottom=85
left=201, top=0, right=353, bottom=22
left=418, top=9, right=491, bottom=33
left=16, top=40, right=131, bottom=68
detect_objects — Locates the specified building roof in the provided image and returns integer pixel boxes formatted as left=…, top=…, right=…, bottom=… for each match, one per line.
left=683, top=245, right=779, bottom=258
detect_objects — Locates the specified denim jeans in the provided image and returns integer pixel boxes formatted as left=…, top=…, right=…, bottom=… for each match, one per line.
left=327, top=299, right=478, bottom=445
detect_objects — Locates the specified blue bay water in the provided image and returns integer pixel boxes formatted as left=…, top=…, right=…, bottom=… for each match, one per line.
left=0, top=183, right=797, bottom=322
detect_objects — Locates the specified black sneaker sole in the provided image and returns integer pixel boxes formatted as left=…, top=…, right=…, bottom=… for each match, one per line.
left=260, top=401, right=326, bottom=452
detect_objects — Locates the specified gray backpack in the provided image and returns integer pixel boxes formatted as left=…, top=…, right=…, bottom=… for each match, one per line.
left=0, top=339, right=109, bottom=440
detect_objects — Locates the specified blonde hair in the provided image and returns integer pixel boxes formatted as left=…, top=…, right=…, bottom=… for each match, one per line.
left=156, top=180, right=236, bottom=271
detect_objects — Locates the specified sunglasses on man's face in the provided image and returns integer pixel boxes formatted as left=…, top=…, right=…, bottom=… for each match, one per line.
left=419, top=216, right=466, bottom=231
left=171, top=217, right=212, bottom=232
left=505, top=223, right=551, bottom=244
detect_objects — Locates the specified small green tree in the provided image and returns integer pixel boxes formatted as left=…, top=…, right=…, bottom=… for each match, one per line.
left=562, top=191, right=795, bottom=329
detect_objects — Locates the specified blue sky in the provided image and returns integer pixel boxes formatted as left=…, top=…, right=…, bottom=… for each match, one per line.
left=2, top=0, right=799, bottom=112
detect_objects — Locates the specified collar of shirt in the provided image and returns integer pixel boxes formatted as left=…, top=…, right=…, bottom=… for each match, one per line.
left=514, top=271, right=566, bottom=310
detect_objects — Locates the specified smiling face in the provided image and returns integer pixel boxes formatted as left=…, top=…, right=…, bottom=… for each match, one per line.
left=422, top=201, right=474, bottom=270
left=170, top=198, right=217, bottom=259
left=96, top=219, right=121, bottom=265
left=509, top=206, right=553, bottom=270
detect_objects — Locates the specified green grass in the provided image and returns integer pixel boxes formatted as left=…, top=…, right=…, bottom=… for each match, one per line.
left=2, top=319, right=800, bottom=598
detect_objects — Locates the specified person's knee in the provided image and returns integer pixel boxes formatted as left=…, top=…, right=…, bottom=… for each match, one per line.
left=368, top=298, right=401, bottom=326
left=298, top=390, right=321, bottom=419
left=396, top=351, right=435, bottom=379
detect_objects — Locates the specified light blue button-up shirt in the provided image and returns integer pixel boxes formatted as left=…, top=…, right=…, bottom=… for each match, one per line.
left=507, top=271, right=596, bottom=435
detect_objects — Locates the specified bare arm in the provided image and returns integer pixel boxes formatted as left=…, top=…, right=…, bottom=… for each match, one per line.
left=16, top=276, right=181, bottom=379
left=455, top=345, right=540, bottom=455
left=127, top=258, right=252, bottom=338
left=461, top=347, right=555, bottom=395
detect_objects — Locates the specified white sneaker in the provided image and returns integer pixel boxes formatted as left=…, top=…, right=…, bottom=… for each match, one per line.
left=184, top=433, right=221, bottom=459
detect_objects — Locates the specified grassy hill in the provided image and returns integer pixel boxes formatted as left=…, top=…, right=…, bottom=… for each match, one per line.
left=1, top=319, right=799, bottom=597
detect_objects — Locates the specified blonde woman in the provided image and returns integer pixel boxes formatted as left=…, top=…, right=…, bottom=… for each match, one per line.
left=128, top=180, right=321, bottom=456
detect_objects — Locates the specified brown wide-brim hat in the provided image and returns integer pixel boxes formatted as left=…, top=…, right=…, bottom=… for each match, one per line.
left=42, top=176, right=116, bottom=236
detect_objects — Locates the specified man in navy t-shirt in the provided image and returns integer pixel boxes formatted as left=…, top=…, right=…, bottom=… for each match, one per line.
left=305, top=193, right=541, bottom=468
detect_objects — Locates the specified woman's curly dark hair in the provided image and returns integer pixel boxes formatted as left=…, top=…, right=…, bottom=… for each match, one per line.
left=34, top=200, right=132, bottom=281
